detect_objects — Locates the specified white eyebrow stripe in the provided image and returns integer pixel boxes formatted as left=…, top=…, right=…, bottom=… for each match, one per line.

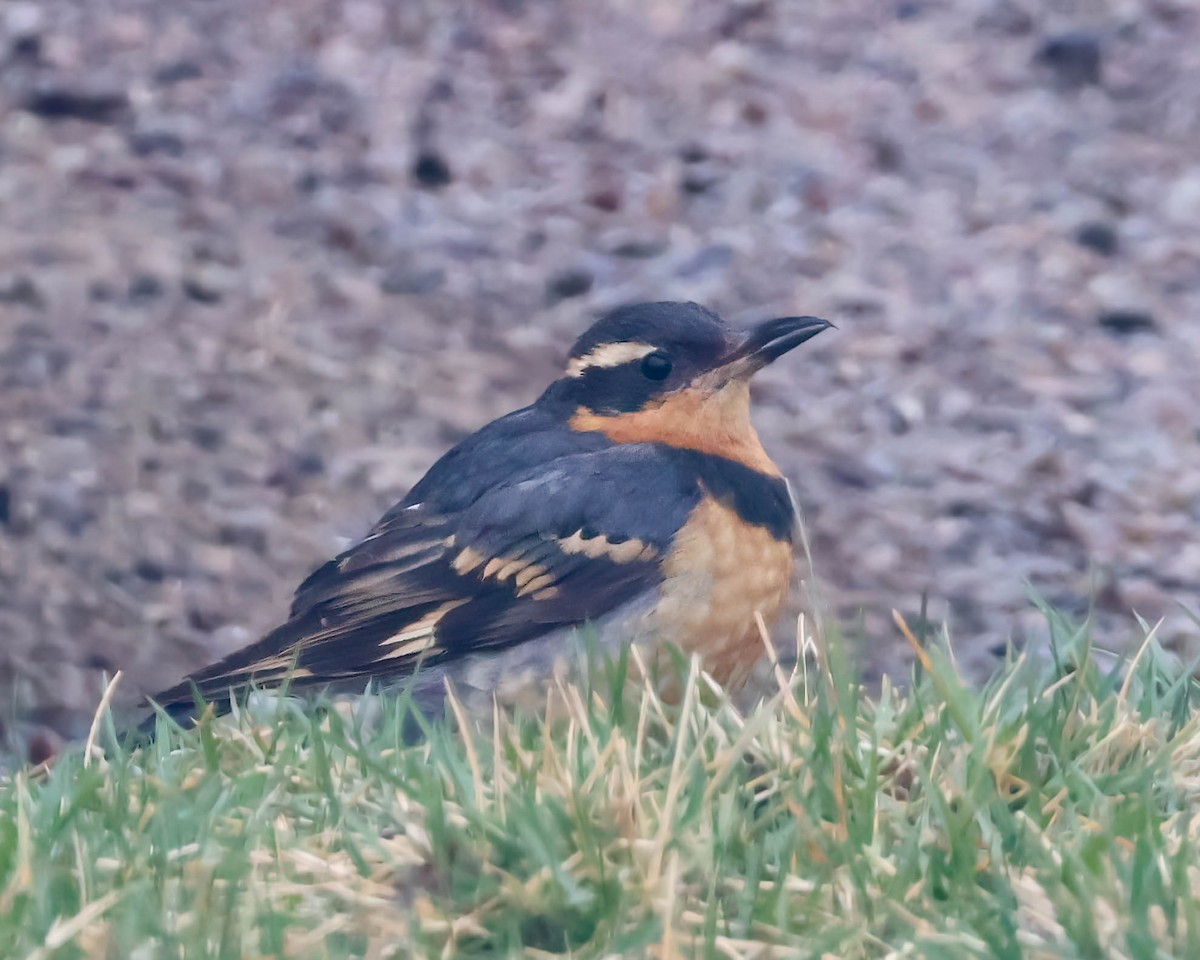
left=566, top=341, right=658, bottom=377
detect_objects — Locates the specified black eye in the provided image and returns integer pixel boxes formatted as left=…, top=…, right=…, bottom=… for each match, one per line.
left=640, top=352, right=673, bottom=381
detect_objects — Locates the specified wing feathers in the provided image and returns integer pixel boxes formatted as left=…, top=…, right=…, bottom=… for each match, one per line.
left=148, top=446, right=702, bottom=718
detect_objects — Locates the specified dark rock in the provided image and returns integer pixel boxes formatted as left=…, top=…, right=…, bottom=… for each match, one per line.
left=610, top=238, right=668, bottom=259
left=154, top=60, right=203, bottom=85
left=977, top=2, right=1034, bottom=35
left=825, top=457, right=879, bottom=490
left=545, top=267, right=593, bottom=304
left=1036, top=32, right=1103, bottom=88
left=1071, top=480, right=1099, bottom=508
left=678, top=149, right=723, bottom=194
left=1098, top=309, right=1157, bottom=336
left=293, top=450, right=325, bottom=476
left=1075, top=222, right=1118, bottom=256
left=741, top=101, right=768, bottom=125
left=182, top=276, right=223, bottom=305
left=128, top=129, right=185, bottom=157
left=23, top=87, right=130, bottom=124
left=128, top=274, right=164, bottom=303
left=869, top=135, right=904, bottom=172
left=717, top=2, right=770, bottom=40
left=89, top=280, right=116, bottom=302
left=948, top=500, right=987, bottom=518
left=380, top=267, right=445, bottom=296
left=0, top=485, right=9, bottom=526
left=267, top=450, right=326, bottom=492
left=411, top=150, right=452, bottom=188
left=443, top=238, right=494, bottom=261
left=134, top=558, right=166, bottom=582
left=50, top=415, right=98, bottom=437
left=82, top=652, right=116, bottom=671
left=188, top=607, right=226, bottom=631
left=106, top=564, right=131, bottom=585
left=11, top=35, right=41, bottom=60
left=189, top=424, right=224, bottom=451
left=217, top=523, right=267, bottom=554
left=886, top=403, right=911, bottom=435
left=295, top=170, right=321, bottom=194
left=586, top=187, right=622, bottom=212
left=681, top=169, right=720, bottom=195
left=268, top=65, right=359, bottom=134
left=26, top=728, right=62, bottom=766
left=181, top=478, right=209, bottom=503
left=322, top=219, right=365, bottom=255
left=0, top=274, right=44, bottom=309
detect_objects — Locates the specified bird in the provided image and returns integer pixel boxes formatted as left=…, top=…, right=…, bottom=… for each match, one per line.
left=142, top=301, right=831, bottom=731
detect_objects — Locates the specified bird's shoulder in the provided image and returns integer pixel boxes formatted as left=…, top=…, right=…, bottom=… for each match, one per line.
left=398, top=404, right=608, bottom=514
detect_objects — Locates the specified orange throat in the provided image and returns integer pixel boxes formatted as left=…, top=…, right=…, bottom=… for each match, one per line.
left=570, top=381, right=782, bottom=476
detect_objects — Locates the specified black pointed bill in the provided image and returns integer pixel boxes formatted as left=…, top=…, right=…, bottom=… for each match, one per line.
left=712, top=315, right=833, bottom=382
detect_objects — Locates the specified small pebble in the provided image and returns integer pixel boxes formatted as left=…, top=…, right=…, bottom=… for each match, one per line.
left=411, top=151, right=452, bottom=188
left=1098, top=310, right=1157, bottom=336
left=680, top=169, right=720, bottom=195
left=1074, top=222, right=1118, bottom=256
left=0, top=275, right=44, bottom=309
left=128, top=274, right=164, bottom=303
left=609, top=238, right=668, bottom=259
left=128, top=130, right=186, bottom=157
left=154, top=60, right=202, bottom=85
left=586, top=187, right=622, bottom=212
left=545, top=268, right=593, bottom=304
left=380, top=267, right=445, bottom=296
left=26, top=728, right=63, bottom=766
left=1035, top=32, right=1103, bottom=88
left=134, top=558, right=166, bottom=582
left=24, top=87, right=130, bottom=123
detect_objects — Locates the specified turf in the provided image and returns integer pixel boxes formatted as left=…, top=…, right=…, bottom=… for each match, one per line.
left=2, top=605, right=1199, bottom=959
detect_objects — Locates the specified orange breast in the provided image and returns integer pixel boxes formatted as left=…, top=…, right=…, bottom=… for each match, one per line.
left=648, top=496, right=794, bottom=690
left=569, top=381, right=783, bottom=476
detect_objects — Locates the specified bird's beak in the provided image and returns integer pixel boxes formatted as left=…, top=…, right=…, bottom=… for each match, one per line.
left=712, top=315, right=833, bottom=383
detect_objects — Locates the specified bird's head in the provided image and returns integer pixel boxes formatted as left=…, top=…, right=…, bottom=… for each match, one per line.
left=541, top=302, right=831, bottom=473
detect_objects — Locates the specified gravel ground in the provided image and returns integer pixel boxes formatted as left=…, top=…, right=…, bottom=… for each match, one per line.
left=2, top=0, right=1199, bottom=756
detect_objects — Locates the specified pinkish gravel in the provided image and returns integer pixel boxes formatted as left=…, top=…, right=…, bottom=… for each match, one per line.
left=1, top=0, right=1199, bottom=755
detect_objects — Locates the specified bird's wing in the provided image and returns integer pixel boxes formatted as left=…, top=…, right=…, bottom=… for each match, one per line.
left=148, top=445, right=699, bottom=712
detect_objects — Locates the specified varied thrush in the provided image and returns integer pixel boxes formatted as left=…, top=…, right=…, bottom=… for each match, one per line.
left=145, top=302, right=831, bottom=727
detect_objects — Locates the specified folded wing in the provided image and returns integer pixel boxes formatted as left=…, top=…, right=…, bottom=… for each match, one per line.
left=146, top=445, right=699, bottom=717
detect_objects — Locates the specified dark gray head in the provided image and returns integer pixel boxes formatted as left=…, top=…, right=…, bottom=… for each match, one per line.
left=541, top=301, right=831, bottom=416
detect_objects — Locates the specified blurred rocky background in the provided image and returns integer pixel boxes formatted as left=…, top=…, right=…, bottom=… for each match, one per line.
left=2, top=0, right=1198, bottom=758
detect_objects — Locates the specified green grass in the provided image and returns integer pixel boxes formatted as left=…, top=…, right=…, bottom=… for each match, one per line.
left=3, top=607, right=1200, bottom=959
